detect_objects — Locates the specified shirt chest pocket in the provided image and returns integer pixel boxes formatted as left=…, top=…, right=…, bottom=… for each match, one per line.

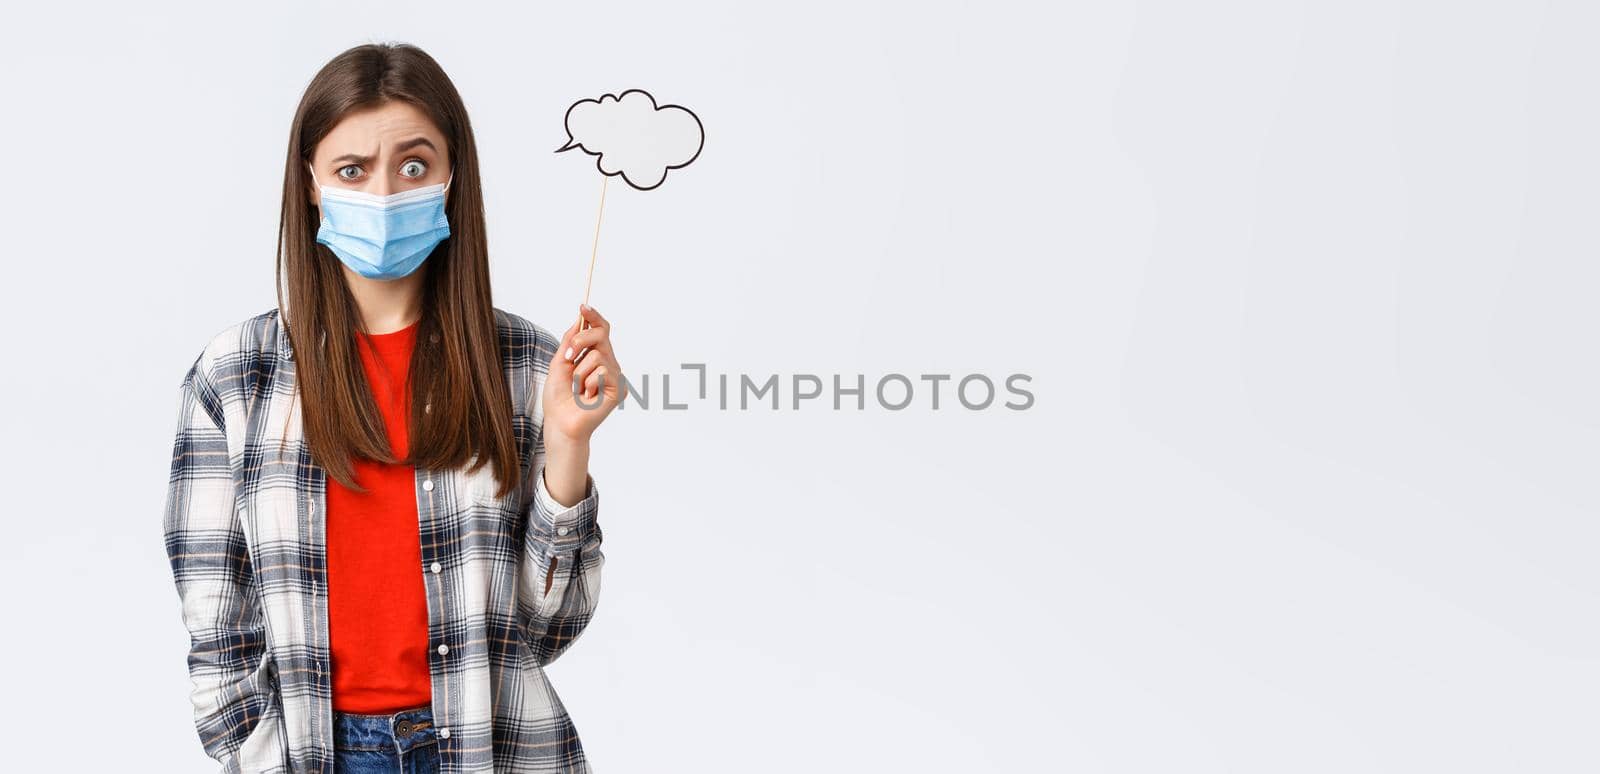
left=452, top=459, right=528, bottom=543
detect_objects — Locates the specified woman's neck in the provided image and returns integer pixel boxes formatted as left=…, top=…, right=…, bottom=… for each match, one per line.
left=343, top=264, right=426, bottom=334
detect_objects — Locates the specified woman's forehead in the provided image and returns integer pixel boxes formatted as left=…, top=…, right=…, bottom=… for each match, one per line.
left=317, top=101, right=446, bottom=158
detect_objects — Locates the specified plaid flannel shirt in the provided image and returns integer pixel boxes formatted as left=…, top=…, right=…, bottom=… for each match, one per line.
left=162, top=306, right=605, bottom=773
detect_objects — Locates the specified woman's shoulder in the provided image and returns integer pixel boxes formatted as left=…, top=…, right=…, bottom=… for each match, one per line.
left=183, top=306, right=558, bottom=386
left=492, top=306, right=562, bottom=371
left=181, top=307, right=286, bottom=391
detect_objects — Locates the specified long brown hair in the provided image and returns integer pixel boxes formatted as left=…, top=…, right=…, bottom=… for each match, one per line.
left=275, top=42, right=520, bottom=499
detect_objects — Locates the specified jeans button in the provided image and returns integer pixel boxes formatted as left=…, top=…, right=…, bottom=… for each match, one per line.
left=396, top=719, right=414, bottom=736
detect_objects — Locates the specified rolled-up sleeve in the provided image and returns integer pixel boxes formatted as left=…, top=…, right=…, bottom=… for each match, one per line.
left=518, top=463, right=604, bottom=666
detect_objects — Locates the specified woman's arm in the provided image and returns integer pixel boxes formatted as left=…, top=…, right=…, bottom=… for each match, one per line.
left=516, top=436, right=605, bottom=666
left=517, top=305, right=619, bottom=666
left=542, top=431, right=591, bottom=507
left=161, top=355, right=289, bottom=773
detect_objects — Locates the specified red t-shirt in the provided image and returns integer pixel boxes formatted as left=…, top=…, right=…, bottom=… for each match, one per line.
left=325, top=318, right=433, bottom=713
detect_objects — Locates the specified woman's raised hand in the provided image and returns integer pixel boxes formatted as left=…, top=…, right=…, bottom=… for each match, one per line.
left=543, top=303, right=622, bottom=447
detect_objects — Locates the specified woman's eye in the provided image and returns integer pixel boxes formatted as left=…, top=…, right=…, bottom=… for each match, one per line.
left=336, top=165, right=361, bottom=180
left=400, top=159, right=427, bottom=178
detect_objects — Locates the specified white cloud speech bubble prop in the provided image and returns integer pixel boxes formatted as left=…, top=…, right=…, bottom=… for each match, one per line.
left=555, top=89, right=704, bottom=340
left=556, top=89, right=704, bottom=191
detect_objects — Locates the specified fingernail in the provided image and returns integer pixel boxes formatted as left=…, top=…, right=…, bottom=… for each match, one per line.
left=565, top=347, right=574, bottom=360
left=581, top=303, right=590, bottom=311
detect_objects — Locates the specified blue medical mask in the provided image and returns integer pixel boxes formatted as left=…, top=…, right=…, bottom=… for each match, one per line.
left=309, top=164, right=454, bottom=280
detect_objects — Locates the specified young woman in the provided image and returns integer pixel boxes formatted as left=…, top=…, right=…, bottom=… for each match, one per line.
left=162, top=43, right=621, bottom=774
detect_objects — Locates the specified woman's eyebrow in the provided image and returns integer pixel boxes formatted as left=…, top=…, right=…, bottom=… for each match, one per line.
left=325, top=138, right=434, bottom=167
left=330, top=151, right=373, bottom=165
left=394, top=137, right=437, bottom=154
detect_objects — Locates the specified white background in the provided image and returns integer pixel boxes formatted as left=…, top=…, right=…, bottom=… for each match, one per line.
left=4, top=1, right=1595, bottom=771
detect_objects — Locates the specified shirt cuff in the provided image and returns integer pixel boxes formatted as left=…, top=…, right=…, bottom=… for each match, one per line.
left=532, top=468, right=599, bottom=552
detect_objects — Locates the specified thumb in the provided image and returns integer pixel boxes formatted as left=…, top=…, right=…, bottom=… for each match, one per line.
left=549, top=319, right=581, bottom=382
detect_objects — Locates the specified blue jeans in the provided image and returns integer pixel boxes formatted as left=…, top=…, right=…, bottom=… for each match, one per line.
left=332, top=703, right=440, bottom=773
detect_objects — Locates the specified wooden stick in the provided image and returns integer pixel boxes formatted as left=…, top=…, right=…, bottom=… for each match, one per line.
left=575, top=174, right=609, bottom=335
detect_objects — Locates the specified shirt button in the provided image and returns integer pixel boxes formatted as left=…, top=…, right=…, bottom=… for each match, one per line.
left=430, top=562, right=442, bottom=574
left=439, top=727, right=450, bottom=739
left=437, top=643, right=449, bottom=655
left=423, top=479, right=434, bottom=492
left=557, top=526, right=571, bottom=536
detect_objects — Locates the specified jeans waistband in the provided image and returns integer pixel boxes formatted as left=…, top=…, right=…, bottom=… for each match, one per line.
left=332, top=703, right=437, bottom=754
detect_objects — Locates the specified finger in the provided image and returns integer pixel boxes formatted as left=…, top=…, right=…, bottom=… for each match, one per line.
left=555, top=316, right=582, bottom=355
left=574, top=349, right=604, bottom=385
left=550, top=326, right=579, bottom=377
left=574, top=344, right=613, bottom=391
left=583, top=363, right=617, bottom=402
left=563, top=329, right=613, bottom=366
left=567, top=327, right=613, bottom=356
left=576, top=349, right=621, bottom=392
left=556, top=319, right=593, bottom=362
left=577, top=303, right=610, bottom=331
left=598, top=355, right=624, bottom=400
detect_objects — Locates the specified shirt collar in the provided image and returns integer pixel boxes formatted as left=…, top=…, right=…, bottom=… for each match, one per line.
left=275, top=308, right=296, bottom=362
